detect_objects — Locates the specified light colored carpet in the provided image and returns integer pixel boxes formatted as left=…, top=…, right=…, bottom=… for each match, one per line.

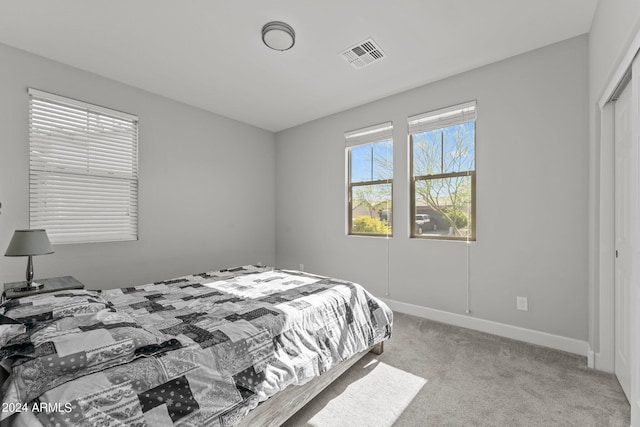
left=284, top=312, right=630, bottom=427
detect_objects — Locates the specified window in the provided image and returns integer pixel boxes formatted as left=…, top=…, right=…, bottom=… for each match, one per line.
left=345, top=122, right=393, bottom=236
left=29, top=88, right=139, bottom=244
left=409, top=101, right=476, bottom=240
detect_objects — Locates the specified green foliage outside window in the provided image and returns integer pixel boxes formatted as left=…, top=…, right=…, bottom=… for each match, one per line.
left=352, top=215, right=392, bottom=234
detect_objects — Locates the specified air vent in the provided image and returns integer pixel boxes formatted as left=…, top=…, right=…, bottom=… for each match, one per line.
left=340, top=38, right=386, bottom=69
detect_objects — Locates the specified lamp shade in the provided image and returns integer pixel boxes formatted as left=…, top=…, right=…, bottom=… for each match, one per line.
left=5, top=229, right=54, bottom=257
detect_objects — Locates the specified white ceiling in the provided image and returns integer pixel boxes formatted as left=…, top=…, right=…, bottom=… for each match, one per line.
left=0, top=1, right=598, bottom=132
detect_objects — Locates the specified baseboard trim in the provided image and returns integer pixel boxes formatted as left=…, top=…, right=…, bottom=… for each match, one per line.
left=382, top=298, right=590, bottom=357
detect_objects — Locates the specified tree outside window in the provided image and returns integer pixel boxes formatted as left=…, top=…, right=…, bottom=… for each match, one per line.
left=409, top=102, right=476, bottom=240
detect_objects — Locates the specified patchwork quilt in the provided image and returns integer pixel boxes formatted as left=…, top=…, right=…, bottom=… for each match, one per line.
left=0, top=265, right=393, bottom=426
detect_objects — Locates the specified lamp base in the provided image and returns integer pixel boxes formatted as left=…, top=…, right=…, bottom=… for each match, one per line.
left=27, top=281, right=44, bottom=290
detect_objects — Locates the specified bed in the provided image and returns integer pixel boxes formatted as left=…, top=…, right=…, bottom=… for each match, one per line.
left=0, top=265, right=392, bottom=426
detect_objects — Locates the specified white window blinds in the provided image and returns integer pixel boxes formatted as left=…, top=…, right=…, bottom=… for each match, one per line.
left=344, top=121, right=393, bottom=147
left=408, top=101, right=476, bottom=134
left=28, top=88, right=139, bottom=244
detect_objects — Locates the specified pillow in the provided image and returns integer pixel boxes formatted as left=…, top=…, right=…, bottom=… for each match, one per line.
left=0, top=313, right=25, bottom=347
left=0, top=289, right=112, bottom=324
left=0, top=308, right=181, bottom=403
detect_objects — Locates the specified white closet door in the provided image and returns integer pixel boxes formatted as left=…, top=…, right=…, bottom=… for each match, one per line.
left=614, top=80, right=632, bottom=402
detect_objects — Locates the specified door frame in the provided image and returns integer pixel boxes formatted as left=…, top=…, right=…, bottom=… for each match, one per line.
left=595, top=28, right=640, bottom=425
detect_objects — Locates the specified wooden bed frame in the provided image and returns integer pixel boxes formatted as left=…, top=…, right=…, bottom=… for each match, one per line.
left=238, top=342, right=384, bottom=427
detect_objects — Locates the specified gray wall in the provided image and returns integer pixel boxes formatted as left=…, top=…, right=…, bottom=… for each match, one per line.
left=0, top=43, right=276, bottom=289
left=0, top=32, right=594, bottom=342
left=275, top=36, right=589, bottom=341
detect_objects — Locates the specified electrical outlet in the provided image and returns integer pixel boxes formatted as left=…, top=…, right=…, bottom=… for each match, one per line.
left=516, top=296, right=528, bottom=311
left=299, top=264, right=304, bottom=272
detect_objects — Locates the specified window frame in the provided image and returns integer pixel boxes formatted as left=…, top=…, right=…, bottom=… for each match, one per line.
left=409, top=102, right=476, bottom=241
left=28, top=88, right=139, bottom=245
left=345, top=122, right=394, bottom=237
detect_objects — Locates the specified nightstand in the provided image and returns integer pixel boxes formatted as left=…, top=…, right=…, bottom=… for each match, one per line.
left=2, top=276, right=85, bottom=300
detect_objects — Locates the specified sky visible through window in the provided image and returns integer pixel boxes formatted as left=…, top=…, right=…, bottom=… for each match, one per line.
left=413, top=122, right=475, bottom=177
left=351, top=139, right=393, bottom=182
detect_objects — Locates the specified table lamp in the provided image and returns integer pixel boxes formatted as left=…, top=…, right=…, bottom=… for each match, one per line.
left=5, top=229, right=54, bottom=289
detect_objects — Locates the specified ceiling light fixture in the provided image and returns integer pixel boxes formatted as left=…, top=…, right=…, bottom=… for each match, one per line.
left=262, top=21, right=295, bottom=51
